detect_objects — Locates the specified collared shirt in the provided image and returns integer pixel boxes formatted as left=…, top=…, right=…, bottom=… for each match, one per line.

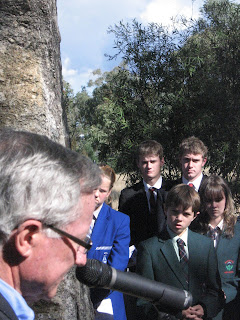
left=88, top=204, right=103, bottom=236
left=0, top=279, right=34, bottom=320
left=208, top=219, right=224, bottom=247
left=182, top=173, right=203, bottom=192
left=143, top=176, right=162, bottom=211
left=167, top=226, right=189, bottom=261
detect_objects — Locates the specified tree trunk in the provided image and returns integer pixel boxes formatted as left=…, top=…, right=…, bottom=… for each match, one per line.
left=0, top=0, right=94, bottom=318
left=0, top=0, right=68, bottom=145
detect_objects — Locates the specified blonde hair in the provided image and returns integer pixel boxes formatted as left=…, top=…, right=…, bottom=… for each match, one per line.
left=99, top=164, right=116, bottom=206
left=179, top=136, right=208, bottom=159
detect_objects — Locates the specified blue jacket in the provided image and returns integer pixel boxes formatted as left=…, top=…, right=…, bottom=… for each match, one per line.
left=87, top=203, right=130, bottom=320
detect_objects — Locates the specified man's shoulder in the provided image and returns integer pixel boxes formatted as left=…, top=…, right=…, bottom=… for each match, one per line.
left=188, top=229, right=212, bottom=245
left=120, top=180, right=144, bottom=195
left=163, top=177, right=182, bottom=191
left=139, top=235, right=160, bottom=248
left=103, top=203, right=130, bottom=222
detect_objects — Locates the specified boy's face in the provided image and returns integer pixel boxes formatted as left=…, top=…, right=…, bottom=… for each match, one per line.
left=166, top=205, right=197, bottom=236
left=137, top=154, right=164, bottom=185
left=180, top=153, right=207, bottom=182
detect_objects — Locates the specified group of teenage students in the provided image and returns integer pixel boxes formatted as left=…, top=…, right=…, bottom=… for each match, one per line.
left=85, top=136, right=240, bottom=320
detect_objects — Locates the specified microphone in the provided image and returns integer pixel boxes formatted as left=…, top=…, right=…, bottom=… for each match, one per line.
left=76, top=259, right=192, bottom=310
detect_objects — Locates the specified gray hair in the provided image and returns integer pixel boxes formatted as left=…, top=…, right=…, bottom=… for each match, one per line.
left=0, top=129, right=101, bottom=243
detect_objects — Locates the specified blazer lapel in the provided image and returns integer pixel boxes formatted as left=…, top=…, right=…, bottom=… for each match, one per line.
left=137, top=182, right=149, bottom=215
left=156, top=189, right=167, bottom=233
left=188, top=230, right=204, bottom=291
left=159, top=231, right=188, bottom=289
left=90, top=203, right=110, bottom=251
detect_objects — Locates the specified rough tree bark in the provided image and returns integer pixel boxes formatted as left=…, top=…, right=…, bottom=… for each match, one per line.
left=0, top=0, right=94, bottom=319
left=0, top=0, right=68, bottom=145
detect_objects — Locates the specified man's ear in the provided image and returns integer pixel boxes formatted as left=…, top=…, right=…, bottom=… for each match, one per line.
left=15, top=220, right=43, bottom=258
left=202, top=157, right=207, bottom=167
left=160, top=157, right=164, bottom=167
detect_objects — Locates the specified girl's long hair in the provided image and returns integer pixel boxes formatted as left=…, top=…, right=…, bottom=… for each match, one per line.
left=197, top=175, right=237, bottom=238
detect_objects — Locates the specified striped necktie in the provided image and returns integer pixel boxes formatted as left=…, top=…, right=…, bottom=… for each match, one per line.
left=177, top=238, right=189, bottom=284
left=208, top=226, right=220, bottom=247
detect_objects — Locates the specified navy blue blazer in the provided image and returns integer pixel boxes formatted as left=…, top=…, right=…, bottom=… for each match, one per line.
left=87, top=203, right=130, bottom=320
left=119, top=179, right=169, bottom=247
left=0, top=293, right=18, bottom=320
left=136, top=229, right=224, bottom=319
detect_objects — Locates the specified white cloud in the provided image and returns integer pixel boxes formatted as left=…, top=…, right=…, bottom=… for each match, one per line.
left=62, top=57, right=98, bottom=93
left=140, top=0, right=202, bottom=26
left=58, top=0, right=240, bottom=93
left=62, top=57, right=77, bottom=77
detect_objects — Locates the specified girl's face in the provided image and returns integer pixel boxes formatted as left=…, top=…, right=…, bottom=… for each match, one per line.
left=205, top=192, right=226, bottom=221
left=94, top=175, right=112, bottom=210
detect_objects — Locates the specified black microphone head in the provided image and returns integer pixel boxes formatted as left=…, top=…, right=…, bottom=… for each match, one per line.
left=76, top=259, right=112, bottom=287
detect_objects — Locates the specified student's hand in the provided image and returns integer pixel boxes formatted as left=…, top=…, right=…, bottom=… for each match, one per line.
left=182, top=305, right=204, bottom=319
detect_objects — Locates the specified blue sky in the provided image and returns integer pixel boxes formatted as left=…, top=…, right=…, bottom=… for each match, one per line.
left=57, top=0, right=239, bottom=93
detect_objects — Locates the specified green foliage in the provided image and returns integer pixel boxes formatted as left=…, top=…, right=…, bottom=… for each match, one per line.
left=64, top=0, right=240, bottom=197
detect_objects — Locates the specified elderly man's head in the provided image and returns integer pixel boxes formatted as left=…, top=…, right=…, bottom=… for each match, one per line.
left=0, top=129, right=101, bottom=303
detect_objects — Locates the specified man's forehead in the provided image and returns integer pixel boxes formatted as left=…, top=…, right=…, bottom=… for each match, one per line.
left=169, top=205, right=194, bottom=214
left=138, top=154, right=161, bottom=161
left=182, top=153, right=204, bottom=160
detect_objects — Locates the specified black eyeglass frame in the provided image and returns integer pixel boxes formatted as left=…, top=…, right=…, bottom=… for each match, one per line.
left=44, top=224, right=92, bottom=252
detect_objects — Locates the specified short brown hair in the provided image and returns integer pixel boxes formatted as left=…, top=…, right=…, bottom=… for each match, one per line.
left=179, top=136, right=208, bottom=159
left=166, top=184, right=200, bottom=215
left=137, top=140, right=163, bottom=161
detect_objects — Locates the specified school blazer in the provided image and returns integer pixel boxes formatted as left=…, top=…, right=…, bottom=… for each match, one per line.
left=0, top=293, right=18, bottom=320
left=87, top=203, right=130, bottom=320
left=213, top=221, right=240, bottom=303
left=118, top=179, right=169, bottom=247
left=136, top=229, right=224, bottom=319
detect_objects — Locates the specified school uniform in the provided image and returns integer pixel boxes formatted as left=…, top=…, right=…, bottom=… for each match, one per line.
left=168, top=173, right=208, bottom=193
left=136, top=228, right=224, bottom=319
left=206, top=221, right=240, bottom=319
left=118, top=178, right=170, bottom=247
left=87, top=203, right=130, bottom=320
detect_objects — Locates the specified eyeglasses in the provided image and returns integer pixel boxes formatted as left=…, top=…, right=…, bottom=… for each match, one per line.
left=44, top=224, right=92, bottom=253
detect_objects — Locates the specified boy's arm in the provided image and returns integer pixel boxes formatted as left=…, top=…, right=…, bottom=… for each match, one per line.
left=135, top=242, right=157, bottom=319
left=90, top=212, right=130, bottom=307
left=136, top=242, right=183, bottom=320
left=107, top=213, right=130, bottom=271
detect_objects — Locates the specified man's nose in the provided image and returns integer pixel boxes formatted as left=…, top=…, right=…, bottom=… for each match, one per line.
left=75, top=250, right=87, bottom=266
left=188, top=160, right=193, bottom=166
left=94, top=190, right=100, bottom=198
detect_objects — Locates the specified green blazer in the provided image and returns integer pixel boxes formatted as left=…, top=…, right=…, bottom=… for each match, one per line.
left=203, top=221, right=240, bottom=320
left=215, top=221, right=240, bottom=303
left=136, top=229, right=224, bottom=319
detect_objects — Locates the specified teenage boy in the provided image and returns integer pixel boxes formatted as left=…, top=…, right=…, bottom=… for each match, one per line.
left=172, top=136, right=208, bottom=192
left=119, top=140, right=170, bottom=248
left=136, top=184, right=224, bottom=320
